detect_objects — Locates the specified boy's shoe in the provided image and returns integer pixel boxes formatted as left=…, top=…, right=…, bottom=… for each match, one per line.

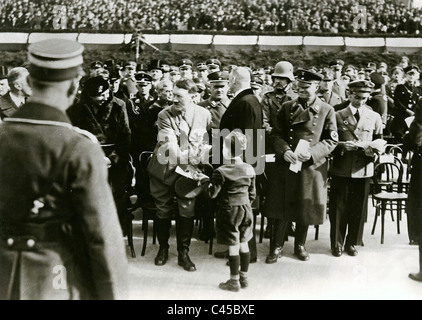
left=219, top=279, right=240, bottom=292
left=239, top=276, right=248, bottom=289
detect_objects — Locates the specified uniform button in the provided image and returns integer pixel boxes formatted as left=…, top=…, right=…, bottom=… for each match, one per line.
left=309, top=139, right=313, bottom=142
left=27, top=239, right=35, bottom=248
left=315, top=115, right=319, bottom=118
left=290, top=137, right=293, bottom=139
left=290, top=129, right=293, bottom=131
left=7, top=238, right=14, bottom=247
left=311, top=130, right=315, bottom=134
left=313, top=123, right=317, bottom=126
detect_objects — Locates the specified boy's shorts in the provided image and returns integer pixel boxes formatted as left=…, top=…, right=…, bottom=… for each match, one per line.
left=216, top=204, right=253, bottom=246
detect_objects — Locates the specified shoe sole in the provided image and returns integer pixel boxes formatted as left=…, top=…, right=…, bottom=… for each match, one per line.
left=219, top=284, right=240, bottom=292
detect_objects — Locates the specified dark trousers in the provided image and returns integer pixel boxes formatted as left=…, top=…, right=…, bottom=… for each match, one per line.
left=329, top=176, right=370, bottom=249
left=271, top=219, right=308, bottom=249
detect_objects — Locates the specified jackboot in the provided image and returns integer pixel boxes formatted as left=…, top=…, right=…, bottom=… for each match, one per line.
left=177, top=216, right=196, bottom=272
left=154, top=218, right=171, bottom=266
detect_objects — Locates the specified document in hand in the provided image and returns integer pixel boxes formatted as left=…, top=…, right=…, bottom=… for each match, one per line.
left=289, top=139, right=310, bottom=173
left=405, top=116, right=415, bottom=128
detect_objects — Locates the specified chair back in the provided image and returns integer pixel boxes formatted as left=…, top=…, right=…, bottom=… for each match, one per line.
left=372, top=161, right=403, bottom=194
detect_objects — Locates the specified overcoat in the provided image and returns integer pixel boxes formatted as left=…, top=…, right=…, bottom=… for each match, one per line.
left=264, top=97, right=338, bottom=225
left=0, top=103, right=128, bottom=300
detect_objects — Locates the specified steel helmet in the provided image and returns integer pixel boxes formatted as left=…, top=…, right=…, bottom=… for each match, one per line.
left=272, top=61, right=294, bottom=82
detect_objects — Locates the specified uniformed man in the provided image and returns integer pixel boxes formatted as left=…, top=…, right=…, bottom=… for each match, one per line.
left=261, top=61, right=297, bottom=140
left=89, top=60, right=105, bottom=78
left=318, top=68, right=343, bottom=107
left=264, top=68, right=338, bottom=263
left=197, top=62, right=208, bottom=81
left=117, top=60, right=138, bottom=99
left=367, top=72, right=388, bottom=130
left=261, top=61, right=298, bottom=240
left=196, top=70, right=230, bottom=242
left=147, top=79, right=211, bottom=271
left=391, top=64, right=422, bottom=142
left=329, top=80, right=385, bottom=257
left=178, top=59, right=193, bottom=80
left=198, top=70, right=230, bottom=130
left=0, top=39, right=127, bottom=300
left=206, top=58, right=221, bottom=74
left=330, top=59, right=347, bottom=101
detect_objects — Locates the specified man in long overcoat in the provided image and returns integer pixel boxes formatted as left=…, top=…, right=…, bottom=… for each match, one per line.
left=265, top=68, right=338, bottom=262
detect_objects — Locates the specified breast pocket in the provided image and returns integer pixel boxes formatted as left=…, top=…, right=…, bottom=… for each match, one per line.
left=358, top=125, right=374, bottom=141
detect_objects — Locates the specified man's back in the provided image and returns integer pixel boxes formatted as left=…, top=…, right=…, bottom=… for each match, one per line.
left=0, top=103, right=128, bottom=300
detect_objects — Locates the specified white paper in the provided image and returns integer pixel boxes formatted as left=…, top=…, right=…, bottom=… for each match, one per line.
left=289, top=139, right=310, bottom=173
left=175, top=166, right=194, bottom=179
left=405, top=116, right=415, bottom=128
left=265, top=154, right=276, bottom=163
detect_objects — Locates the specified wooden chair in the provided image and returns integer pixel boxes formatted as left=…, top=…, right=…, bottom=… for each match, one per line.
left=371, top=161, right=408, bottom=244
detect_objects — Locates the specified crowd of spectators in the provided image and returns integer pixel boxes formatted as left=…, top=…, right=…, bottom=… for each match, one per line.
left=1, top=0, right=422, bottom=35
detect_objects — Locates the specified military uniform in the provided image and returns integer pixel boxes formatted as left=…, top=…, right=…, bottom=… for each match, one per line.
left=0, top=39, right=127, bottom=300
left=0, top=92, right=21, bottom=119
left=319, top=91, right=343, bottom=107
left=264, top=69, right=338, bottom=262
left=392, top=65, right=422, bottom=142
left=329, top=80, right=384, bottom=256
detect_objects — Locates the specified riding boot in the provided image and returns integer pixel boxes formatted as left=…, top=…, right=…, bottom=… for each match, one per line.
left=154, top=218, right=170, bottom=266
left=177, top=216, right=196, bottom=272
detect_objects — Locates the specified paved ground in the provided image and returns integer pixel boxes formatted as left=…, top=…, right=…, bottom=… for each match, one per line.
left=124, top=200, right=421, bottom=300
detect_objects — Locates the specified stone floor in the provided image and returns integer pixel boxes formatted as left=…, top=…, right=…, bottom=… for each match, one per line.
left=124, top=199, right=421, bottom=300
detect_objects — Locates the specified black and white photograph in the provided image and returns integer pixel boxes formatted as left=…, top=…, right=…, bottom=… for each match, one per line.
left=0, top=0, right=421, bottom=305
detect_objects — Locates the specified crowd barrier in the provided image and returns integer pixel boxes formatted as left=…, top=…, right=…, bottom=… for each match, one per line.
left=0, top=32, right=421, bottom=53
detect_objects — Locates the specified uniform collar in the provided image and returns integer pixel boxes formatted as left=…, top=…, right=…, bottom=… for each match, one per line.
left=11, top=102, right=72, bottom=124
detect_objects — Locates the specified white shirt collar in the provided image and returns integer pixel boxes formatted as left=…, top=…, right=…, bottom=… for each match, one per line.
left=348, top=104, right=359, bottom=115
left=9, top=92, right=25, bottom=108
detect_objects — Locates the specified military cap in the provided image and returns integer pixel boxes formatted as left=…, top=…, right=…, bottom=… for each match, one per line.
left=197, top=62, right=207, bottom=71
left=370, top=72, right=385, bottom=87
left=250, top=76, right=264, bottom=89
left=344, top=64, right=357, bottom=72
left=329, top=59, right=344, bottom=69
left=206, top=58, right=221, bottom=68
left=178, top=59, right=193, bottom=69
left=207, top=70, right=229, bottom=84
left=27, top=38, right=84, bottom=81
left=348, top=80, right=374, bottom=93
left=83, top=76, right=110, bottom=96
left=404, top=64, right=420, bottom=74
left=109, top=69, right=121, bottom=82
left=123, top=61, right=137, bottom=69
left=148, top=59, right=166, bottom=71
left=135, top=72, right=152, bottom=85
left=0, top=66, right=8, bottom=80
left=391, top=65, right=404, bottom=73
left=378, top=62, right=388, bottom=70
left=295, top=68, right=324, bottom=84
left=175, top=176, right=202, bottom=199
left=90, top=61, right=103, bottom=69
left=321, top=68, right=334, bottom=81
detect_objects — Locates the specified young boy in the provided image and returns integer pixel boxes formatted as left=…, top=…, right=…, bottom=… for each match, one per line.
left=198, top=131, right=256, bottom=292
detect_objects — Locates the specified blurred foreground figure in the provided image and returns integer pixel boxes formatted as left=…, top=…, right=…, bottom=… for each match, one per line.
left=0, top=39, right=128, bottom=300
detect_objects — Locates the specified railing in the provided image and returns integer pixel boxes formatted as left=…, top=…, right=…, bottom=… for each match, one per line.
left=0, top=31, right=421, bottom=53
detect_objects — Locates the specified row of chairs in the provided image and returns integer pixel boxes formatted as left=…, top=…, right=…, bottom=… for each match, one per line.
left=125, top=143, right=411, bottom=257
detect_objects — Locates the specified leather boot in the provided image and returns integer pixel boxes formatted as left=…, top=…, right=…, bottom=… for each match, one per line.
left=294, top=224, right=310, bottom=261
left=265, top=219, right=287, bottom=264
left=154, top=218, right=170, bottom=266
left=177, top=216, right=196, bottom=272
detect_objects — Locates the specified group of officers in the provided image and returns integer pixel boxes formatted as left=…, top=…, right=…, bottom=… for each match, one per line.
left=0, top=37, right=421, bottom=300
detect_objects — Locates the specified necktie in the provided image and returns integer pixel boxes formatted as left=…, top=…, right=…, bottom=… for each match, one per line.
left=354, top=110, right=360, bottom=123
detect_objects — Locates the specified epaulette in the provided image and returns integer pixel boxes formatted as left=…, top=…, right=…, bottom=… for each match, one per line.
left=72, top=126, right=99, bottom=144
